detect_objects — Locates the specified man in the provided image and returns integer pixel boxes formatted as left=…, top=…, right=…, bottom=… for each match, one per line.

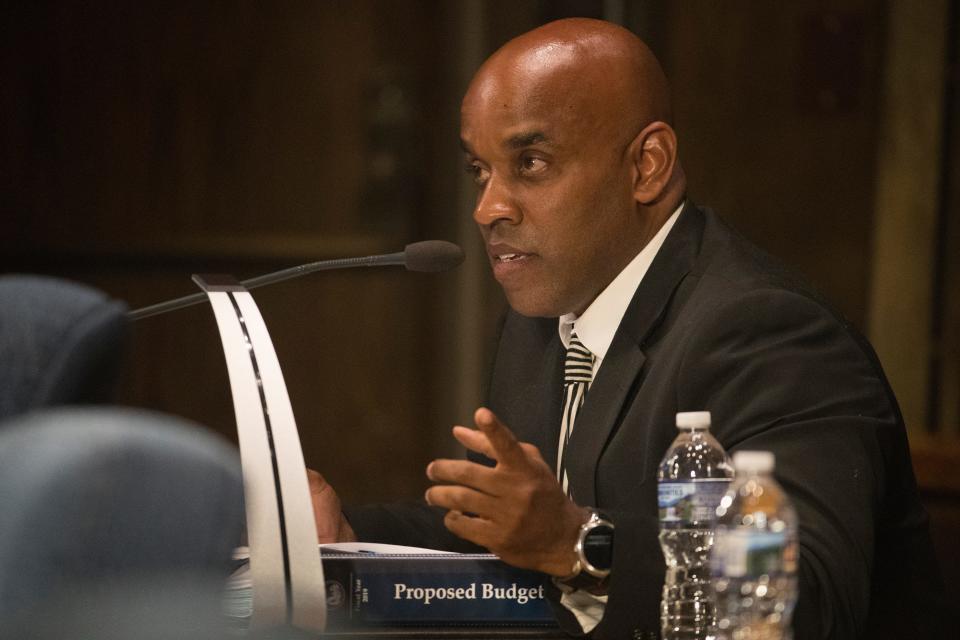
left=310, top=18, right=945, bottom=639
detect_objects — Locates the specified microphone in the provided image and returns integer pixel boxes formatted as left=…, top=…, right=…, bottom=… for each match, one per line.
left=128, top=240, right=464, bottom=321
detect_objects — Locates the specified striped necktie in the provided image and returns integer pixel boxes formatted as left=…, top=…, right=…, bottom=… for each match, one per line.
left=557, top=331, right=595, bottom=496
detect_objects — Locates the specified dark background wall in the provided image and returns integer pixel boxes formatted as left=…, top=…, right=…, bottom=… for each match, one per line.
left=2, top=0, right=463, bottom=505
left=2, top=0, right=958, bottom=602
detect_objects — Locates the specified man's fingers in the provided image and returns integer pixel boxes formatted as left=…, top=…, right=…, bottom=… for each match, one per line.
left=473, top=407, right=526, bottom=468
left=307, top=468, right=329, bottom=493
left=452, top=425, right=495, bottom=459
left=519, top=442, right=548, bottom=466
left=427, top=458, right=499, bottom=493
left=451, top=410, right=524, bottom=467
left=425, top=484, right=497, bottom=518
left=306, top=468, right=351, bottom=543
left=442, top=509, right=497, bottom=549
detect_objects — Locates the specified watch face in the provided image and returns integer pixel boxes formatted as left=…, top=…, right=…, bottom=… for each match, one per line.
left=583, top=524, right=614, bottom=570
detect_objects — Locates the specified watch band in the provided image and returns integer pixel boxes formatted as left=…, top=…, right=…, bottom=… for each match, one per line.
left=553, top=510, right=614, bottom=595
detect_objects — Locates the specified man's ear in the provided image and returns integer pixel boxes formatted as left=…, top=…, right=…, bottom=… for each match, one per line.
left=629, top=122, right=678, bottom=204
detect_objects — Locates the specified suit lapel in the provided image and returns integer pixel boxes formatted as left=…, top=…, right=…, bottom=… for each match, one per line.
left=494, top=316, right=565, bottom=472
left=537, top=337, right=565, bottom=474
left=566, top=202, right=705, bottom=504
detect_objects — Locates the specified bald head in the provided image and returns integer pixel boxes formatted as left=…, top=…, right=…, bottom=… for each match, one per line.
left=461, top=19, right=685, bottom=317
left=465, top=18, right=673, bottom=150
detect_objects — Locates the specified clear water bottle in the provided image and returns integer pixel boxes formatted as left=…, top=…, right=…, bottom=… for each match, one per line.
left=658, top=411, right=734, bottom=640
left=712, top=451, right=798, bottom=640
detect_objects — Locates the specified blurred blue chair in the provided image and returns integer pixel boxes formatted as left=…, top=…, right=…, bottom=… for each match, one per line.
left=0, top=274, right=128, bottom=421
left=0, top=407, right=245, bottom=636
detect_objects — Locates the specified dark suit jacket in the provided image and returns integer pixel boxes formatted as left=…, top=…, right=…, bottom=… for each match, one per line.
left=346, top=203, right=946, bottom=639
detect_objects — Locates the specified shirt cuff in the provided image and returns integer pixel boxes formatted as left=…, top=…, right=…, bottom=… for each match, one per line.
left=559, top=590, right=608, bottom=633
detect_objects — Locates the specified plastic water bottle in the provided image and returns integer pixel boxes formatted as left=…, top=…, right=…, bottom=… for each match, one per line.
left=658, top=411, right=734, bottom=640
left=712, top=451, right=798, bottom=640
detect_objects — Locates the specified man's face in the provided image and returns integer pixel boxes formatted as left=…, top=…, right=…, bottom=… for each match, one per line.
left=460, top=59, right=641, bottom=318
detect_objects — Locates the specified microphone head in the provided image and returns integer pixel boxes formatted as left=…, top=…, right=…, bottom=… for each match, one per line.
left=403, top=240, right=465, bottom=273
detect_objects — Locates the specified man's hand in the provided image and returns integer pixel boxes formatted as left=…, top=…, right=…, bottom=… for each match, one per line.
left=307, top=469, right=357, bottom=543
left=425, top=408, right=589, bottom=576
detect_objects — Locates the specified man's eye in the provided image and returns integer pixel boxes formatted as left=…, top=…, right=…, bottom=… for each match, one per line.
left=465, top=163, right=490, bottom=185
left=519, top=156, right=547, bottom=174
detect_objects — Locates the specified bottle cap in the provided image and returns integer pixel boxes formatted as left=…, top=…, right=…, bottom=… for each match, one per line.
left=675, top=411, right=711, bottom=430
left=732, top=450, right=775, bottom=472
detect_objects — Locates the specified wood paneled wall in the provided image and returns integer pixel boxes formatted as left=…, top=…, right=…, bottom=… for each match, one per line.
left=662, top=1, right=885, bottom=330
left=1, top=1, right=459, bottom=505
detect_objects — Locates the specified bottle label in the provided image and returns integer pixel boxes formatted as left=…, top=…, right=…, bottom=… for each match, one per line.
left=712, top=530, right=787, bottom=578
left=657, top=480, right=730, bottom=525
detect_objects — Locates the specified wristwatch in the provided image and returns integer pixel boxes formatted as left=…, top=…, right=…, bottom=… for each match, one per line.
left=553, top=510, right=614, bottom=594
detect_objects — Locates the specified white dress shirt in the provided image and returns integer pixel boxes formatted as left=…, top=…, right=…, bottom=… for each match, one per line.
left=555, top=203, right=682, bottom=632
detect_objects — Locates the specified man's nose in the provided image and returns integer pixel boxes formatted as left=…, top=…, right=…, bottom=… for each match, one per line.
left=473, top=176, right=521, bottom=227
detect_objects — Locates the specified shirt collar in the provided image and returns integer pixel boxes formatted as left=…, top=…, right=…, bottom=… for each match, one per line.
left=559, top=203, right=684, bottom=359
